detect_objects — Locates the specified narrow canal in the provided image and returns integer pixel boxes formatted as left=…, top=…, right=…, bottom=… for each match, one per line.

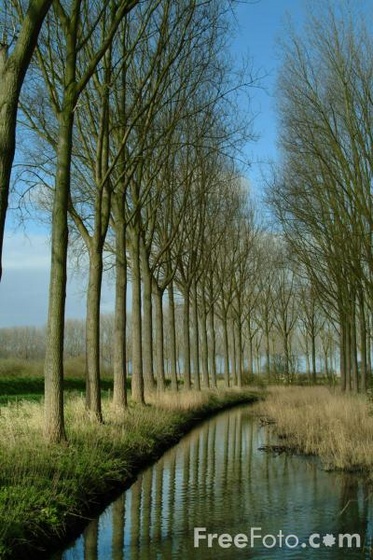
left=52, top=405, right=373, bottom=559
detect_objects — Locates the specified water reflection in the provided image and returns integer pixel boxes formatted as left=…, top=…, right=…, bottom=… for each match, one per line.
left=55, top=407, right=373, bottom=559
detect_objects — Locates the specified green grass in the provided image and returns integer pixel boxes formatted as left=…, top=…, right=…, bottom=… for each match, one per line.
left=0, top=376, right=117, bottom=405
left=0, top=377, right=44, bottom=397
left=0, top=357, right=126, bottom=405
left=0, top=358, right=44, bottom=378
left=0, top=388, right=260, bottom=560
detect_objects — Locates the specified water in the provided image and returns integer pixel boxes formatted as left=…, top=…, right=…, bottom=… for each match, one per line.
left=52, top=406, right=373, bottom=559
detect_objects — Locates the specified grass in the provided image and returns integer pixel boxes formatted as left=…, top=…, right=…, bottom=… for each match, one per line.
left=0, top=377, right=116, bottom=405
left=253, top=385, right=373, bottom=472
left=0, top=357, right=93, bottom=378
left=0, top=359, right=44, bottom=378
left=0, top=358, right=121, bottom=405
left=0, top=387, right=259, bottom=560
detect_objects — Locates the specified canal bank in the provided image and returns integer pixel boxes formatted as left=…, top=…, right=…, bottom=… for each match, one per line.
left=254, top=386, right=373, bottom=473
left=0, top=389, right=260, bottom=560
left=52, top=403, right=373, bottom=560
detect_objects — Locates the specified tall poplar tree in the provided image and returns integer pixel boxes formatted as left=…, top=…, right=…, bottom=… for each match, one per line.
left=0, top=0, right=52, bottom=280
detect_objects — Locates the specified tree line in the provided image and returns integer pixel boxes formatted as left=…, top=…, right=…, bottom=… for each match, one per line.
left=0, top=264, right=343, bottom=383
left=1, top=0, right=259, bottom=443
left=268, top=2, right=373, bottom=395
left=0, top=1, right=372, bottom=445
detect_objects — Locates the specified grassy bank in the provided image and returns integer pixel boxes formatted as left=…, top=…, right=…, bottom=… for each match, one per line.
left=0, top=388, right=259, bottom=560
left=253, top=386, right=373, bottom=472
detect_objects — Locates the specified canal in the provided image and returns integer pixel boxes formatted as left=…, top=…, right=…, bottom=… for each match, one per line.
left=52, top=405, right=373, bottom=559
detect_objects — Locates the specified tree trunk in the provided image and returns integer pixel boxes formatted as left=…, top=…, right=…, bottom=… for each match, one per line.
left=311, top=329, right=317, bottom=384
left=0, top=88, right=16, bottom=283
left=247, top=324, right=254, bottom=376
left=265, top=322, right=270, bottom=376
left=44, top=106, right=75, bottom=443
left=200, top=292, right=209, bottom=389
left=345, top=317, right=351, bottom=392
left=222, top=313, right=230, bottom=387
left=167, top=283, right=178, bottom=391
left=141, top=251, right=155, bottom=393
left=367, top=314, right=372, bottom=377
left=131, top=229, right=144, bottom=403
left=0, top=0, right=53, bottom=281
left=230, top=322, right=237, bottom=386
left=284, top=329, right=290, bottom=382
left=235, top=320, right=243, bottom=387
left=154, top=287, right=165, bottom=392
left=324, top=346, right=329, bottom=379
left=303, top=333, right=310, bottom=379
left=85, top=248, right=103, bottom=421
left=339, top=319, right=347, bottom=391
left=358, top=291, right=367, bottom=393
left=182, top=288, right=191, bottom=389
left=191, top=280, right=200, bottom=390
left=350, top=303, right=359, bottom=393
left=208, top=305, right=217, bottom=388
left=112, top=207, right=128, bottom=408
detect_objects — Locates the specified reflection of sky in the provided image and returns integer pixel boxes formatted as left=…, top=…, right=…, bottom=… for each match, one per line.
left=58, top=407, right=373, bottom=560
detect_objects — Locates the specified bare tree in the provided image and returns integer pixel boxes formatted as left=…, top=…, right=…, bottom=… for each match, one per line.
left=109, top=0, right=230, bottom=400
left=297, top=279, right=324, bottom=383
left=0, top=0, right=52, bottom=281
left=269, top=3, right=373, bottom=391
left=272, top=257, right=299, bottom=382
left=21, top=0, right=140, bottom=441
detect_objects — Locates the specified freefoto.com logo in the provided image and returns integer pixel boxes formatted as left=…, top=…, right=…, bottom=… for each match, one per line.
left=193, top=527, right=361, bottom=550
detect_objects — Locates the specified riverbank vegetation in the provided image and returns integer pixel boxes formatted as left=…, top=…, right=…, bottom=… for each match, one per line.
left=0, top=0, right=372, bottom=447
left=254, top=387, right=373, bottom=473
left=0, top=0, right=372, bottom=557
left=0, top=388, right=259, bottom=560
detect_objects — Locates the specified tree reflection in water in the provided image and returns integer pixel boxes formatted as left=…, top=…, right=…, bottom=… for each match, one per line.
left=58, top=406, right=373, bottom=560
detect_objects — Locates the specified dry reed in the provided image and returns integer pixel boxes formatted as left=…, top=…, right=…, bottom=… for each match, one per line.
left=253, top=386, right=373, bottom=472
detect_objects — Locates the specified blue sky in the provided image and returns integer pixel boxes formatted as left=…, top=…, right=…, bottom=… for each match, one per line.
left=0, top=0, right=308, bottom=327
left=231, top=0, right=307, bottom=186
